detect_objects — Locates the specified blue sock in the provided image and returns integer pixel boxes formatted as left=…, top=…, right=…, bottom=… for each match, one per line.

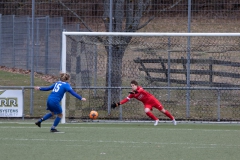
left=51, top=117, right=61, bottom=129
left=39, top=113, right=52, bottom=122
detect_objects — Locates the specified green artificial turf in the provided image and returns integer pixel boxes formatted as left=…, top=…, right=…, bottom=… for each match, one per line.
left=0, top=121, right=240, bottom=160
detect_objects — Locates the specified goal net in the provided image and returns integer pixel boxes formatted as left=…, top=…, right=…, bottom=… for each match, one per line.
left=61, top=32, right=240, bottom=123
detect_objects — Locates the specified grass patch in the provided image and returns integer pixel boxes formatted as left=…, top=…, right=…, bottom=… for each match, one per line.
left=0, top=122, right=240, bottom=160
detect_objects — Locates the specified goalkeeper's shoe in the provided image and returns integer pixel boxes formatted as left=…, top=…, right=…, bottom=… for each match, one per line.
left=50, top=128, right=60, bottom=133
left=35, top=121, right=41, bottom=128
left=173, top=119, right=177, bottom=125
left=154, top=120, right=159, bottom=126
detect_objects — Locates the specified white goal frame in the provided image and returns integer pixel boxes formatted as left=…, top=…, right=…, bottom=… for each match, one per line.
left=61, top=32, right=240, bottom=123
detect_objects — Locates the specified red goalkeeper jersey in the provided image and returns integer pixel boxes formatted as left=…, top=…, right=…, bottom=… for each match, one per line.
left=120, top=86, right=159, bottom=106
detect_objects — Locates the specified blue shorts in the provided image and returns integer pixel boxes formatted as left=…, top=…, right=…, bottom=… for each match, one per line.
left=46, top=99, right=62, bottom=114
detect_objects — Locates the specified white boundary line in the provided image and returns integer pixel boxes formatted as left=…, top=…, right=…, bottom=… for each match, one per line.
left=0, top=120, right=240, bottom=124
left=0, top=126, right=240, bottom=132
left=1, top=137, right=240, bottom=148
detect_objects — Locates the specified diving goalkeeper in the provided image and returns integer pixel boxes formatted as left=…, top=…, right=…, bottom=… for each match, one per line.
left=111, top=80, right=177, bottom=126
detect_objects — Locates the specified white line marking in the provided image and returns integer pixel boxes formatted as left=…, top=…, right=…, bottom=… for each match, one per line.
left=0, top=126, right=240, bottom=132
left=1, top=120, right=240, bottom=125
left=0, top=137, right=239, bottom=148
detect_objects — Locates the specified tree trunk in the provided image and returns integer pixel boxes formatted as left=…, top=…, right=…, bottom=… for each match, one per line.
left=103, top=36, right=132, bottom=108
left=102, top=0, right=152, bottom=109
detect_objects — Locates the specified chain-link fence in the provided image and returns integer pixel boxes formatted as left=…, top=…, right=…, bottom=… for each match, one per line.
left=0, top=14, right=85, bottom=75
left=0, top=15, right=63, bottom=74
left=0, top=1, right=240, bottom=122
left=1, top=1, right=240, bottom=32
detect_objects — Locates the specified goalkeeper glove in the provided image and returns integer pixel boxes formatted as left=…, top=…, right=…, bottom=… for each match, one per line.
left=111, top=102, right=120, bottom=109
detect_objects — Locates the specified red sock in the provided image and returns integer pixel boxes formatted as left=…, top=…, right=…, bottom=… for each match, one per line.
left=146, top=112, right=158, bottom=120
left=164, top=110, right=174, bottom=120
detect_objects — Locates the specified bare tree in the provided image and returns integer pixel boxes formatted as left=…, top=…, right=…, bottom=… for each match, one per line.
left=58, top=0, right=153, bottom=106
left=102, top=0, right=154, bottom=106
left=58, top=0, right=182, bottom=108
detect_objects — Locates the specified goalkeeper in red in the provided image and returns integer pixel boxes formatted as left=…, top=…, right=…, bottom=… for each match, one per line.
left=111, top=80, right=177, bottom=126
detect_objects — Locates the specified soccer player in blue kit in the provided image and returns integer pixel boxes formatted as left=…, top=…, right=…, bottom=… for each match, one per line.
left=34, top=72, right=86, bottom=132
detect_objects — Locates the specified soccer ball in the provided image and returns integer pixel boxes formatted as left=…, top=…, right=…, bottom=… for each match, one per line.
left=89, top=110, right=98, bottom=120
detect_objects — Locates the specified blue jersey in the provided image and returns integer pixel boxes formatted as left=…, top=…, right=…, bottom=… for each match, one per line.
left=40, top=81, right=82, bottom=103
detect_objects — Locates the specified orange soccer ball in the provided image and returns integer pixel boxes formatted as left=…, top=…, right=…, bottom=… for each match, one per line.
left=89, top=110, right=98, bottom=120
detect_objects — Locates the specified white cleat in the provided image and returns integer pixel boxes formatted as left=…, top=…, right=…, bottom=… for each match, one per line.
left=173, top=119, right=177, bottom=125
left=154, top=120, right=159, bottom=126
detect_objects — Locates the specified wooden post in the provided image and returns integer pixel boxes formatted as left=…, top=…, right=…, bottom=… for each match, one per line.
left=209, top=57, right=213, bottom=84
left=159, top=57, right=168, bottom=80
left=181, top=57, right=187, bottom=81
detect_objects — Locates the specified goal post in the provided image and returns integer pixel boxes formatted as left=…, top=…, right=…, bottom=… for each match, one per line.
left=61, top=31, right=67, bottom=123
left=61, top=32, right=240, bottom=123
left=62, top=32, right=240, bottom=37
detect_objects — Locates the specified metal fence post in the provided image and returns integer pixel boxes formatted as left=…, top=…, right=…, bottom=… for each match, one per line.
left=186, top=0, right=192, bottom=118
left=30, top=0, right=35, bottom=115
left=217, top=89, right=221, bottom=122
left=119, top=87, right=122, bottom=120
left=45, top=16, right=49, bottom=74
left=12, top=15, right=15, bottom=67
left=22, top=87, right=25, bottom=120
left=60, top=18, right=63, bottom=71
left=27, top=16, right=30, bottom=70
left=35, top=18, right=39, bottom=72
left=107, top=0, right=113, bottom=115
left=94, top=45, right=97, bottom=97
left=0, top=14, right=2, bottom=65
left=167, top=38, right=171, bottom=101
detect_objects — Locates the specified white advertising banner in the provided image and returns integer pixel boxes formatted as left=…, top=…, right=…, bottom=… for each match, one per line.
left=0, top=90, right=23, bottom=117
